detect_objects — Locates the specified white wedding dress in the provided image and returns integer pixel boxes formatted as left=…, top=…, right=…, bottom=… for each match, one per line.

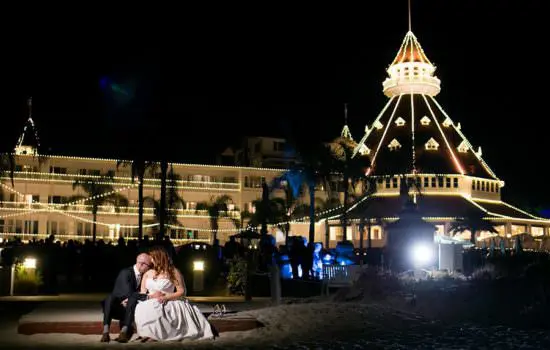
left=134, top=277, right=214, bottom=341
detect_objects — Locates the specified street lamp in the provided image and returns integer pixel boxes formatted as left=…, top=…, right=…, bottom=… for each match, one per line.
left=193, top=260, right=204, bottom=271
left=193, top=260, right=205, bottom=292
left=23, top=257, right=37, bottom=269
left=411, top=243, right=433, bottom=267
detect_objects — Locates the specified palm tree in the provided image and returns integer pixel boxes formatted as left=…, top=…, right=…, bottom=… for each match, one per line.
left=270, top=175, right=298, bottom=244
left=158, top=159, right=169, bottom=240
left=283, top=141, right=335, bottom=244
left=117, top=157, right=157, bottom=240
left=196, top=195, right=236, bottom=243
left=449, top=209, right=498, bottom=244
left=143, top=165, right=186, bottom=236
left=328, top=136, right=371, bottom=242
left=165, top=166, right=186, bottom=233
left=0, top=153, right=15, bottom=204
left=246, top=198, right=288, bottom=233
left=70, top=173, right=129, bottom=243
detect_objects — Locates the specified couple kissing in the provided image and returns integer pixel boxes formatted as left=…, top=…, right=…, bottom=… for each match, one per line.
left=101, top=246, right=218, bottom=343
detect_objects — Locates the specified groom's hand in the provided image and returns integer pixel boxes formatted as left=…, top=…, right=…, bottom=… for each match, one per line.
left=149, top=291, right=163, bottom=299
left=121, top=298, right=128, bottom=307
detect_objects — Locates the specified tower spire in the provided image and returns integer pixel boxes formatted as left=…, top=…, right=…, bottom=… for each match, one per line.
left=344, top=103, right=348, bottom=125
left=14, top=96, right=40, bottom=155
left=341, top=103, right=353, bottom=140
left=408, top=0, right=412, bottom=32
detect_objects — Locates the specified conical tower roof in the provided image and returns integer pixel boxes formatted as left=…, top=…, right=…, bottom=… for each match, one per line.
left=390, top=31, right=432, bottom=66
left=14, top=97, right=40, bottom=155
left=354, top=32, right=500, bottom=181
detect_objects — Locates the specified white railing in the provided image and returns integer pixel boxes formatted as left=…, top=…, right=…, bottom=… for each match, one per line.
left=0, top=201, right=241, bottom=218
left=321, top=264, right=363, bottom=295
left=2, top=172, right=240, bottom=191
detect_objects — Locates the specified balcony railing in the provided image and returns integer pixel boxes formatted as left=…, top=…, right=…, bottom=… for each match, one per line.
left=1, top=172, right=240, bottom=191
left=0, top=201, right=241, bottom=218
left=0, top=231, right=211, bottom=244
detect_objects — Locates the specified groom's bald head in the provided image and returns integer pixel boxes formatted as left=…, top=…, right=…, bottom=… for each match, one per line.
left=135, top=253, right=152, bottom=274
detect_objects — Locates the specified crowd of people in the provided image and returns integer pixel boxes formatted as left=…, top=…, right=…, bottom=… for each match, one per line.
left=0, top=232, right=325, bottom=295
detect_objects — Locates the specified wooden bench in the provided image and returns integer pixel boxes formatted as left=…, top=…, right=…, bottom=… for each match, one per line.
left=18, top=315, right=263, bottom=335
left=321, top=265, right=362, bottom=296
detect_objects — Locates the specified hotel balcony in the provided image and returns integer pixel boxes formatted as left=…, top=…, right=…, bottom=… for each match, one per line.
left=0, top=201, right=241, bottom=218
left=1, top=171, right=240, bottom=191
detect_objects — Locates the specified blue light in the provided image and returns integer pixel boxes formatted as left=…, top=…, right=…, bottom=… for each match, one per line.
left=99, top=76, right=110, bottom=89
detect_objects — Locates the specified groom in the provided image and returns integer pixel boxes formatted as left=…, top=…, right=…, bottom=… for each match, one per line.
left=100, top=252, right=161, bottom=343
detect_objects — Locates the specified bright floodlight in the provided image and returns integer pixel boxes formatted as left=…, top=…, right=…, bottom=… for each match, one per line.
left=193, top=261, right=204, bottom=271
left=411, top=244, right=433, bottom=266
left=23, top=257, right=37, bottom=269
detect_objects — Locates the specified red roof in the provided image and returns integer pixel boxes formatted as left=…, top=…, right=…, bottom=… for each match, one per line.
left=391, top=31, right=432, bottom=66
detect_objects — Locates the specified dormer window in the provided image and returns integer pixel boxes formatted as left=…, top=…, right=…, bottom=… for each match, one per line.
left=442, top=117, right=453, bottom=127
left=358, top=144, right=371, bottom=155
left=425, top=137, right=439, bottom=151
left=388, top=138, right=402, bottom=151
left=457, top=140, right=469, bottom=153
left=420, top=116, right=431, bottom=126
left=374, top=120, right=384, bottom=130
left=476, top=147, right=482, bottom=157
left=395, top=117, right=406, bottom=127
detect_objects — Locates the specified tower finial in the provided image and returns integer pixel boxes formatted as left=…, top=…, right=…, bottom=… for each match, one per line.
left=344, top=103, right=348, bottom=125
left=341, top=103, right=353, bottom=140
left=27, top=97, right=32, bottom=119
left=408, top=0, right=412, bottom=32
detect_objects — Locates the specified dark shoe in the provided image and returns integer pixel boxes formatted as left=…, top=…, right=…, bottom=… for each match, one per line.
left=210, top=322, right=220, bottom=339
left=100, top=333, right=110, bottom=343
left=115, top=332, right=130, bottom=343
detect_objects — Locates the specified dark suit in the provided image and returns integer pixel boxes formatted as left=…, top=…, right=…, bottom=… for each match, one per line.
left=101, top=266, right=146, bottom=332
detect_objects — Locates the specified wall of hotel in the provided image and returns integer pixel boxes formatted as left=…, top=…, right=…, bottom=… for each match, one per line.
left=1, top=154, right=329, bottom=243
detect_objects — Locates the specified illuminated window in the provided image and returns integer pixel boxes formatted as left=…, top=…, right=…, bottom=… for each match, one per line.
left=374, top=120, right=384, bottom=130
left=420, top=116, right=431, bottom=126
left=358, top=144, right=371, bottom=155
left=457, top=141, right=469, bottom=153
left=425, top=138, right=439, bottom=151
left=395, top=117, right=406, bottom=126
left=388, top=139, right=402, bottom=151
left=442, top=117, right=452, bottom=127
left=532, top=227, right=544, bottom=236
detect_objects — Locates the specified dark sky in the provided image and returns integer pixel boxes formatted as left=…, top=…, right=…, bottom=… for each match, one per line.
left=2, top=1, right=549, bottom=212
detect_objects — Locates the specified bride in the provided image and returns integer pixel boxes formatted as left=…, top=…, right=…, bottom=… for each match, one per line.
left=134, top=246, right=218, bottom=342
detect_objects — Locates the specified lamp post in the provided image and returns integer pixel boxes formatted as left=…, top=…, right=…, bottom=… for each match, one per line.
left=10, top=257, right=37, bottom=296
left=193, top=260, right=205, bottom=292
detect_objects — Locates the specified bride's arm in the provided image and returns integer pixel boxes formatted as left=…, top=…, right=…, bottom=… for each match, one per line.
left=161, top=268, right=186, bottom=301
left=140, top=270, right=153, bottom=294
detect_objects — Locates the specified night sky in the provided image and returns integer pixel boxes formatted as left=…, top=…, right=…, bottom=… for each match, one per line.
left=2, top=1, right=549, bottom=213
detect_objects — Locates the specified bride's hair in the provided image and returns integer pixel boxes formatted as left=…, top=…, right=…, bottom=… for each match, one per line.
left=148, top=247, right=177, bottom=285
